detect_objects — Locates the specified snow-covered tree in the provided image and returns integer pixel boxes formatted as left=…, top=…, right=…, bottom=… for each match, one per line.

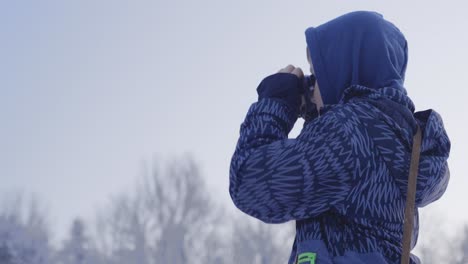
left=0, top=193, right=51, bottom=264
left=453, top=224, right=468, bottom=264
left=55, top=217, right=103, bottom=264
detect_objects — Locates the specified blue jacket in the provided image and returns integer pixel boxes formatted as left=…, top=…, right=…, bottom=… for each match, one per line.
left=229, top=11, right=450, bottom=263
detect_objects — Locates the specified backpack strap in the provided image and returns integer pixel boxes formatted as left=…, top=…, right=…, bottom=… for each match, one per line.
left=401, top=125, right=422, bottom=264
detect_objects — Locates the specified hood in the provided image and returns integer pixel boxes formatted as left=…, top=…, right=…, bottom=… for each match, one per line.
left=305, top=11, right=408, bottom=106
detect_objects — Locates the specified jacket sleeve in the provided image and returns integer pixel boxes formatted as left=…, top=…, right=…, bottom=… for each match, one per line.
left=229, top=97, right=356, bottom=223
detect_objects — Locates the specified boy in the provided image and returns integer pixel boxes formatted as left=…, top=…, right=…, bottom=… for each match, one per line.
left=229, top=11, right=450, bottom=263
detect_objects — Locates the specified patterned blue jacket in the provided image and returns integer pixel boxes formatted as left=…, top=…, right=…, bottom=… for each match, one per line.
left=229, top=11, right=451, bottom=263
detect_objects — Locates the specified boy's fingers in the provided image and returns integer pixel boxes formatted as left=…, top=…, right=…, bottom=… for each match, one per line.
left=278, top=64, right=295, bottom=73
left=291, top=67, right=304, bottom=78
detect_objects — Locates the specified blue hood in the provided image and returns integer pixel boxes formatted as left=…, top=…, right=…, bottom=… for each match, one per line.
left=305, top=11, right=408, bottom=106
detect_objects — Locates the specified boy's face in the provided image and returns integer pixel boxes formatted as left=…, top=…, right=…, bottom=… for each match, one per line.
left=306, top=46, right=314, bottom=75
left=306, top=46, right=324, bottom=109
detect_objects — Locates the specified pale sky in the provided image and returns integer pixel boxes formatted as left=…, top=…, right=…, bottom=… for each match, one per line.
left=1, top=0, right=467, bottom=246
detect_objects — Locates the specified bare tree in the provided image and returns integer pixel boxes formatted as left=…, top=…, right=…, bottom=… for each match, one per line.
left=230, top=216, right=295, bottom=264
left=413, top=208, right=459, bottom=264
left=94, top=192, right=151, bottom=264
left=94, top=153, right=225, bottom=263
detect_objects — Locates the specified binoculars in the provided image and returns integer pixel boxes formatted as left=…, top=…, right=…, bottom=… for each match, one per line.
left=299, top=74, right=318, bottom=120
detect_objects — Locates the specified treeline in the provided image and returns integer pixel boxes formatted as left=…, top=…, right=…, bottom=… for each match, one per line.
left=0, top=154, right=466, bottom=263
left=0, top=154, right=293, bottom=264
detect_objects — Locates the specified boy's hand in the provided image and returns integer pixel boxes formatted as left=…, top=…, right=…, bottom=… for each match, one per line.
left=278, top=64, right=304, bottom=79
left=256, top=64, right=304, bottom=117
